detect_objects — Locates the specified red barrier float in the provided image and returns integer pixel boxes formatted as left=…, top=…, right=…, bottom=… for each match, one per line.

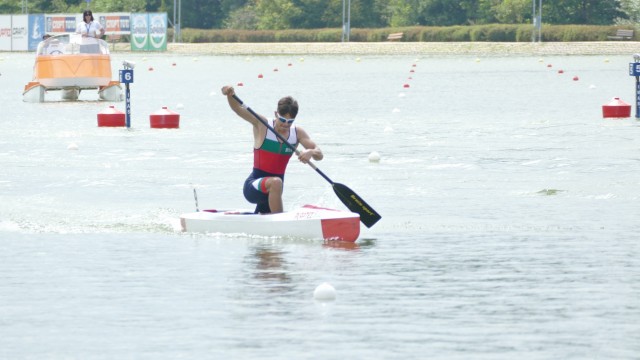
left=97, top=105, right=125, bottom=127
left=602, top=97, right=631, bottom=118
left=150, top=106, right=180, bottom=128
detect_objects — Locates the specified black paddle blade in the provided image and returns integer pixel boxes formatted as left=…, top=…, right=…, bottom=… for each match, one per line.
left=332, top=183, right=381, bottom=228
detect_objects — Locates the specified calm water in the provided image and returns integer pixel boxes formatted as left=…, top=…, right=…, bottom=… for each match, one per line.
left=0, top=51, right=639, bottom=359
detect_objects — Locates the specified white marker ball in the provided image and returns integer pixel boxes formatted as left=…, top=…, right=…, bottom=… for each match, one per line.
left=313, top=282, right=336, bottom=301
left=368, top=151, right=381, bottom=163
left=176, top=103, right=184, bottom=109
left=67, top=143, right=78, bottom=150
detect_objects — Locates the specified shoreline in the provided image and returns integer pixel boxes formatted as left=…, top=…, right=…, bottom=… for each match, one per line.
left=156, top=42, right=640, bottom=56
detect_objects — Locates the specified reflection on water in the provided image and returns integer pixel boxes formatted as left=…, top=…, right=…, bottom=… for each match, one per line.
left=247, top=245, right=292, bottom=293
left=322, top=239, right=360, bottom=251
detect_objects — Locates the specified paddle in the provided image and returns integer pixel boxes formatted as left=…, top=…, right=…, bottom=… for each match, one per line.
left=232, top=94, right=381, bottom=228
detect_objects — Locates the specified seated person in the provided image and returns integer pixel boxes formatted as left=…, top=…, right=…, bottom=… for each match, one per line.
left=44, top=38, right=66, bottom=55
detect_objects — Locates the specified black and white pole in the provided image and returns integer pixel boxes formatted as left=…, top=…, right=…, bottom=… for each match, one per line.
left=629, top=54, right=640, bottom=118
left=119, top=61, right=135, bottom=128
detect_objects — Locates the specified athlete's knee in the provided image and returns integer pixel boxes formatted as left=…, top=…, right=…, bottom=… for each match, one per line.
left=266, top=177, right=283, bottom=192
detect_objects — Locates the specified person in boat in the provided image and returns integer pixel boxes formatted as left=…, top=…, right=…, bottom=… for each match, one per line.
left=42, top=36, right=66, bottom=55
left=75, top=10, right=104, bottom=54
left=221, top=85, right=323, bottom=214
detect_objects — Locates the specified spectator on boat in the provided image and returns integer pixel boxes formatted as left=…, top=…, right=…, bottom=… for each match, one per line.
left=76, top=10, right=104, bottom=53
left=221, top=85, right=324, bottom=214
left=44, top=37, right=66, bottom=55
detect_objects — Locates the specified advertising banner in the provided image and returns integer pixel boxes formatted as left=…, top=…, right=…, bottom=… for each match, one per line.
left=0, top=12, right=164, bottom=52
left=130, top=13, right=148, bottom=51
left=0, top=15, right=11, bottom=50
left=148, top=13, right=167, bottom=51
left=28, top=14, right=46, bottom=51
left=11, top=15, right=28, bottom=51
left=97, top=13, right=130, bottom=35
left=130, top=13, right=166, bottom=52
left=45, top=14, right=80, bottom=34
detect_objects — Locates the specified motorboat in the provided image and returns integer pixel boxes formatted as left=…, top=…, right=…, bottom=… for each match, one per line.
left=23, top=33, right=123, bottom=102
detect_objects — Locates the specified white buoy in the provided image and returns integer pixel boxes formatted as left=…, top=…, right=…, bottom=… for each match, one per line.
left=384, top=126, right=394, bottom=133
left=368, top=151, right=381, bottom=163
left=392, top=108, right=401, bottom=113
left=589, top=84, right=597, bottom=89
left=176, top=103, right=184, bottom=109
left=67, top=143, right=78, bottom=150
left=313, top=282, right=336, bottom=301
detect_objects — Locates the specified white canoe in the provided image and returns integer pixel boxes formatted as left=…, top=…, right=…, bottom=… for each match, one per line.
left=180, top=205, right=360, bottom=242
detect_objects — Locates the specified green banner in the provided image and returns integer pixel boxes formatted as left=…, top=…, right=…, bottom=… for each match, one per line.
left=130, top=13, right=166, bottom=52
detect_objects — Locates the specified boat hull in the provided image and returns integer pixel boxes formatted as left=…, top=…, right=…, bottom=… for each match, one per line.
left=180, top=205, right=360, bottom=242
left=34, top=54, right=112, bottom=88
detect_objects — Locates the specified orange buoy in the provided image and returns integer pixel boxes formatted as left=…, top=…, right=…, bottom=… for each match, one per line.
left=97, top=105, right=125, bottom=127
left=572, top=76, right=579, bottom=81
left=403, top=84, right=410, bottom=88
left=558, top=69, right=564, bottom=74
left=602, top=97, right=631, bottom=118
left=150, top=106, right=180, bottom=128
left=258, top=74, right=264, bottom=78
left=237, top=82, right=244, bottom=87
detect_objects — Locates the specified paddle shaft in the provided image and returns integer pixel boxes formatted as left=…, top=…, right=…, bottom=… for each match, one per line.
left=231, top=94, right=381, bottom=228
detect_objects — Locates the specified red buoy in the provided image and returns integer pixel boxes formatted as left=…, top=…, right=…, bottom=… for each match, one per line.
left=97, top=105, right=125, bottom=127
left=150, top=106, right=180, bottom=128
left=403, top=84, right=410, bottom=88
left=602, top=97, right=631, bottom=118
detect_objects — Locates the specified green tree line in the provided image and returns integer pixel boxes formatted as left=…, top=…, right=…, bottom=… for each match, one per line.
left=0, top=0, right=634, bottom=30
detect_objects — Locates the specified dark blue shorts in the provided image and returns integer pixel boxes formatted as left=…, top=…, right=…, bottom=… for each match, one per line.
left=243, top=168, right=284, bottom=214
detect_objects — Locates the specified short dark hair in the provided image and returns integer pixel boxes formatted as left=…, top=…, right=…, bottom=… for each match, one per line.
left=277, top=96, right=298, bottom=118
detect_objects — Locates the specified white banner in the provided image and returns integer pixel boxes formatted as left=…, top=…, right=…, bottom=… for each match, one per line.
left=0, top=15, right=11, bottom=50
left=11, top=15, right=28, bottom=51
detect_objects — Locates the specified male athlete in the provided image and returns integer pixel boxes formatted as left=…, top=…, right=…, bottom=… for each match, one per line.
left=221, top=86, right=323, bottom=214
